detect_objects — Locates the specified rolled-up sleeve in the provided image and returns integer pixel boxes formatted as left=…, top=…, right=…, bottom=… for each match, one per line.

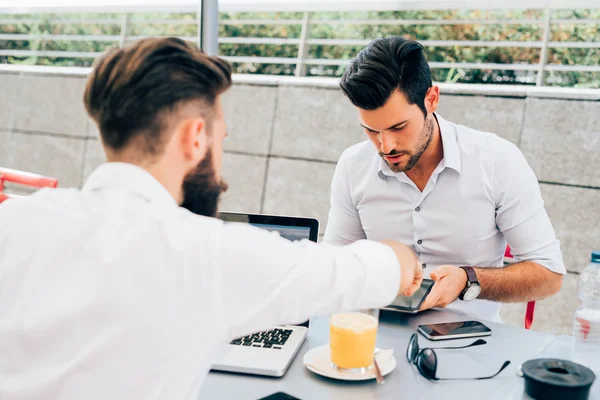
left=214, top=222, right=400, bottom=340
left=494, top=143, right=566, bottom=275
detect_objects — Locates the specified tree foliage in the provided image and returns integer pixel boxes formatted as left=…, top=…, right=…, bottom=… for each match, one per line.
left=1, top=9, right=598, bottom=87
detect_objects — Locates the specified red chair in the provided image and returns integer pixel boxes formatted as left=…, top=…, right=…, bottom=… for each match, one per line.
left=504, top=246, right=536, bottom=330
left=0, top=167, right=58, bottom=203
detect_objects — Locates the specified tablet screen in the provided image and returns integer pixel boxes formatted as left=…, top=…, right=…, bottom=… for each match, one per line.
left=387, top=279, right=434, bottom=310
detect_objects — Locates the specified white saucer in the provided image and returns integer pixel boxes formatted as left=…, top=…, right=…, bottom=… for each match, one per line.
left=303, top=345, right=396, bottom=381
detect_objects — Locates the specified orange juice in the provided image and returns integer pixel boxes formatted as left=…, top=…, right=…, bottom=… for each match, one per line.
left=330, top=312, right=378, bottom=369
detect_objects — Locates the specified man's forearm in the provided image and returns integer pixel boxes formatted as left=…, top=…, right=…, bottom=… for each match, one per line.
left=475, top=261, right=563, bottom=302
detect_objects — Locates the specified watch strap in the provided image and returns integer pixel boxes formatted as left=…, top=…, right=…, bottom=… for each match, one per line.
left=459, top=266, right=479, bottom=301
left=460, top=266, right=478, bottom=284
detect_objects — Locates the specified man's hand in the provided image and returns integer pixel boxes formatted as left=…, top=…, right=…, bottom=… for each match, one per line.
left=419, top=265, right=468, bottom=311
left=380, top=241, right=423, bottom=298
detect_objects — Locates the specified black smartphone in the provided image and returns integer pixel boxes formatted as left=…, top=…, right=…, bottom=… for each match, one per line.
left=381, top=278, right=434, bottom=313
left=258, top=392, right=301, bottom=400
left=418, top=320, right=492, bottom=341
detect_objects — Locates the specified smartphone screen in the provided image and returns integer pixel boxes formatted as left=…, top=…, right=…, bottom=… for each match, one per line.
left=419, top=321, right=492, bottom=340
left=385, top=279, right=434, bottom=311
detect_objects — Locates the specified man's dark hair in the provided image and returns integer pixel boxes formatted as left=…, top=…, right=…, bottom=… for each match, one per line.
left=84, top=37, right=232, bottom=155
left=339, top=37, right=432, bottom=115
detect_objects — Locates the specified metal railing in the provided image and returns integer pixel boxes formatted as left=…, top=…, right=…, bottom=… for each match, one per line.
left=220, top=12, right=599, bottom=84
left=0, top=6, right=599, bottom=86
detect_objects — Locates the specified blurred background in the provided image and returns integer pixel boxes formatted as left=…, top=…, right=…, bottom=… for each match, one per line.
left=0, top=0, right=598, bottom=335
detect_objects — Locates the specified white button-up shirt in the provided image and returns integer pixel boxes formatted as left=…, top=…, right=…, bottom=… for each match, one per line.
left=0, top=162, right=401, bottom=400
left=324, top=114, right=566, bottom=322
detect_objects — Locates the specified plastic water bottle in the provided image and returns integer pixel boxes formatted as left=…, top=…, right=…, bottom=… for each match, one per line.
left=572, top=251, right=600, bottom=374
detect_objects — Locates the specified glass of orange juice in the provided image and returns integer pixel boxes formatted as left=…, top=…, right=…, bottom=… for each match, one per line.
left=329, top=309, right=379, bottom=371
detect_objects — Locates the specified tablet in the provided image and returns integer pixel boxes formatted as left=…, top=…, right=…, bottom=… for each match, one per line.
left=381, top=279, right=434, bottom=313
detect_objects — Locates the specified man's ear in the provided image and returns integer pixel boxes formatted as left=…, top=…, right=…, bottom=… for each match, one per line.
left=424, top=85, right=440, bottom=114
left=179, top=117, right=208, bottom=163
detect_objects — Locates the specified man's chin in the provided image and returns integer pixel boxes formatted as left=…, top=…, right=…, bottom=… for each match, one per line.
left=387, top=160, right=407, bottom=173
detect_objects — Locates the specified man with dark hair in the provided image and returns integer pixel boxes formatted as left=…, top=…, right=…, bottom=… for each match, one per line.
left=0, top=37, right=423, bottom=398
left=325, top=36, right=565, bottom=323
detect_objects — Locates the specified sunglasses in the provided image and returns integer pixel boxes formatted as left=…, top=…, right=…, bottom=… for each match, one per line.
left=406, top=333, right=511, bottom=381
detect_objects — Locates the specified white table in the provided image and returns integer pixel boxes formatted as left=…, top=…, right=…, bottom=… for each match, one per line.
left=199, top=308, right=572, bottom=399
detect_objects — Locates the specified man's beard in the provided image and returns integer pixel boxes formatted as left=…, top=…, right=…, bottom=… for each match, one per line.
left=381, top=116, right=435, bottom=173
left=181, top=150, right=228, bottom=217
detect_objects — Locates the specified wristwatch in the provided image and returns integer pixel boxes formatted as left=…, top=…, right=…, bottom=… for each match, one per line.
left=459, top=266, right=481, bottom=301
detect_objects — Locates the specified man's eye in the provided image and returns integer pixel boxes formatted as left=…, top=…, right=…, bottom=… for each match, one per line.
left=391, top=126, right=406, bottom=132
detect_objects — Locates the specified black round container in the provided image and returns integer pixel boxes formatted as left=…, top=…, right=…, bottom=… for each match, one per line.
left=522, top=358, right=596, bottom=400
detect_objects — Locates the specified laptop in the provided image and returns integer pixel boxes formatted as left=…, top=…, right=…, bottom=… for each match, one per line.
left=210, top=212, right=319, bottom=377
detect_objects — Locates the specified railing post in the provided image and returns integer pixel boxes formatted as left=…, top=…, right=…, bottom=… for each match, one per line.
left=198, top=0, right=219, bottom=55
left=295, top=12, right=311, bottom=77
left=537, top=6, right=552, bottom=86
left=119, top=13, right=130, bottom=48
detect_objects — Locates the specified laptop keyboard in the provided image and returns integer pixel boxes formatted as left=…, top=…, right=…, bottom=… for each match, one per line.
left=230, top=328, right=293, bottom=350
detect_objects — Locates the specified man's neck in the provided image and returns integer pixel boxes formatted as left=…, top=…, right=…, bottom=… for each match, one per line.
left=106, top=152, right=185, bottom=205
left=405, top=115, right=443, bottom=191
left=145, top=163, right=185, bottom=205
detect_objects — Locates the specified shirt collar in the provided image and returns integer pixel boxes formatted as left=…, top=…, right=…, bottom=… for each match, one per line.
left=377, top=112, right=461, bottom=179
left=82, top=162, right=179, bottom=208
left=437, top=114, right=462, bottom=174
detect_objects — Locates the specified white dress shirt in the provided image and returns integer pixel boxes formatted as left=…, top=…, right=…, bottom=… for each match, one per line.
left=0, top=162, right=401, bottom=400
left=324, top=114, right=566, bottom=323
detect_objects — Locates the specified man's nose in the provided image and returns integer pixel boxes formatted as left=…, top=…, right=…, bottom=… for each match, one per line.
left=380, top=131, right=397, bottom=154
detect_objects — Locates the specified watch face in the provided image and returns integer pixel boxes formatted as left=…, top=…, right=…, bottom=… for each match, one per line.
left=463, top=284, right=481, bottom=301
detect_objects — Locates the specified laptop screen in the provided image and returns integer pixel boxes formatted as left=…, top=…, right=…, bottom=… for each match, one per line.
left=218, top=212, right=319, bottom=243
left=249, top=223, right=311, bottom=242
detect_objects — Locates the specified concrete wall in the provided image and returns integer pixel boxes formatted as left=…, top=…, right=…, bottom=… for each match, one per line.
left=1, top=66, right=599, bottom=335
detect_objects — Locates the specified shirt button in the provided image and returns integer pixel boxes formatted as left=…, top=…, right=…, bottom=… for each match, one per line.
left=415, top=206, right=421, bottom=212
left=417, top=240, right=423, bottom=245
left=422, top=263, right=427, bottom=268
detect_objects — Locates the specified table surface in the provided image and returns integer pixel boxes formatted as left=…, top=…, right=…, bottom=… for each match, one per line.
left=199, top=309, right=595, bottom=400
